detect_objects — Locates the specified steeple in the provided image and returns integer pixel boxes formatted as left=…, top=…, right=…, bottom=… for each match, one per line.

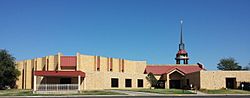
left=175, top=19, right=189, bottom=64
left=179, top=20, right=185, bottom=50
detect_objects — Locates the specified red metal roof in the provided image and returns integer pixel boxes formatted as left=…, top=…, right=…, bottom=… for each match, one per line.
left=34, top=71, right=85, bottom=77
left=60, top=56, right=77, bottom=67
left=145, top=65, right=203, bottom=75
left=177, top=50, right=187, bottom=54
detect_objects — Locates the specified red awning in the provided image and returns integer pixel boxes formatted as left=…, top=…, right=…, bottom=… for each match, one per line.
left=34, top=71, right=85, bottom=77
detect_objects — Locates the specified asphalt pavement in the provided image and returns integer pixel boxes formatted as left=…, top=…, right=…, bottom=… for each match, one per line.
left=1, top=95, right=250, bottom=98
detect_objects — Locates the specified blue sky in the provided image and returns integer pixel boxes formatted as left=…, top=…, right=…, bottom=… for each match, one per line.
left=1, top=0, right=250, bottom=70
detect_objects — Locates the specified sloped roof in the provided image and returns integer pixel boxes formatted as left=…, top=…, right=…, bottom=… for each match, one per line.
left=177, top=50, right=188, bottom=54
left=145, top=64, right=204, bottom=75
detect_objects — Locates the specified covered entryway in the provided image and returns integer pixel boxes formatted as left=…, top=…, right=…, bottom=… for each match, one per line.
left=158, top=69, right=186, bottom=89
left=33, top=71, right=85, bottom=94
left=226, top=78, right=236, bottom=89
left=169, top=70, right=185, bottom=89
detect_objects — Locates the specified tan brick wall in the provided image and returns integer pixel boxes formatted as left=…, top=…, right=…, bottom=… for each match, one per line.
left=36, top=58, right=43, bottom=71
left=100, top=56, right=108, bottom=72
left=25, top=60, right=32, bottom=89
left=16, top=54, right=60, bottom=89
left=83, top=72, right=148, bottom=90
left=200, top=70, right=250, bottom=89
left=78, top=54, right=149, bottom=90
left=185, top=71, right=200, bottom=89
left=79, top=54, right=95, bottom=72
left=16, top=53, right=149, bottom=90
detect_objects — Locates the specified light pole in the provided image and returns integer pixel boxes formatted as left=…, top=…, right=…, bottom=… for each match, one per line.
left=241, top=84, right=244, bottom=90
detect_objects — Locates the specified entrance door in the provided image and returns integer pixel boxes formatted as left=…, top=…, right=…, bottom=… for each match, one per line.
left=226, top=78, right=236, bottom=89
left=170, top=80, right=181, bottom=89
left=60, top=78, right=71, bottom=84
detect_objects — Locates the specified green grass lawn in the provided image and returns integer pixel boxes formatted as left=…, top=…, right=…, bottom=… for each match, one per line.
left=121, top=88, right=194, bottom=94
left=0, top=89, right=126, bottom=96
left=200, top=89, right=250, bottom=94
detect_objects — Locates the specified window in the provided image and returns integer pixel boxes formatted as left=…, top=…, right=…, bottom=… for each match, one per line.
left=137, top=79, right=143, bottom=87
left=125, top=79, right=132, bottom=87
left=111, top=78, right=119, bottom=87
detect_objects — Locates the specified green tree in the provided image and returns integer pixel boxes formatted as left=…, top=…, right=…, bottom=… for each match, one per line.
left=146, top=72, right=158, bottom=87
left=0, top=49, right=20, bottom=89
left=217, top=57, right=242, bottom=70
left=243, top=62, right=250, bottom=70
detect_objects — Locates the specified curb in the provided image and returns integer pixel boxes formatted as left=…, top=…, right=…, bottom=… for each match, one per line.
left=1, top=94, right=250, bottom=97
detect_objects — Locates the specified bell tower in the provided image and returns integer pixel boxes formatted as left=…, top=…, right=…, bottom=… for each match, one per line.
left=175, top=20, right=189, bottom=64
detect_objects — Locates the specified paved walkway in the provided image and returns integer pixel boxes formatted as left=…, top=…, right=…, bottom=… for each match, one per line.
left=108, top=90, right=165, bottom=96
left=187, top=90, right=207, bottom=95
left=109, top=89, right=209, bottom=96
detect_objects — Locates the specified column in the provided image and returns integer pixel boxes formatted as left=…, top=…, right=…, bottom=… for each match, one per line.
left=33, top=75, right=37, bottom=93
left=78, top=75, right=81, bottom=92
left=76, top=52, right=80, bottom=71
left=165, top=74, right=170, bottom=89
left=176, top=60, right=180, bottom=64
left=58, top=52, right=61, bottom=71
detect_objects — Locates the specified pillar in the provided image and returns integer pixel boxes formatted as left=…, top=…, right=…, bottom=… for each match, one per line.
left=33, top=75, right=37, bottom=93
left=165, top=74, right=170, bottom=89
left=76, top=52, right=80, bottom=71
left=176, top=60, right=180, bottom=64
left=58, top=52, right=62, bottom=71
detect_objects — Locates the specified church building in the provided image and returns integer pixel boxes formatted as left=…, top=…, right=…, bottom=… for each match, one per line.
left=15, top=21, right=250, bottom=93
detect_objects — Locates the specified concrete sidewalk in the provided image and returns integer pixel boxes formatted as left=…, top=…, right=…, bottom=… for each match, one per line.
left=108, top=90, right=165, bottom=96
left=187, top=90, right=207, bottom=95
left=107, top=90, right=250, bottom=97
left=1, top=90, right=250, bottom=97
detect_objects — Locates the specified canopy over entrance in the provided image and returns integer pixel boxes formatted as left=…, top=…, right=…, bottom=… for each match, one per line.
left=33, top=71, right=84, bottom=93
left=34, top=71, right=85, bottom=77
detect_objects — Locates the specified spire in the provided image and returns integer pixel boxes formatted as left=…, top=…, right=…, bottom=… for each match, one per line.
left=180, top=19, right=183, bottom=44
left=175, top=19, right=189, bottom=64
left=179, top=19, right=185, bottom=50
